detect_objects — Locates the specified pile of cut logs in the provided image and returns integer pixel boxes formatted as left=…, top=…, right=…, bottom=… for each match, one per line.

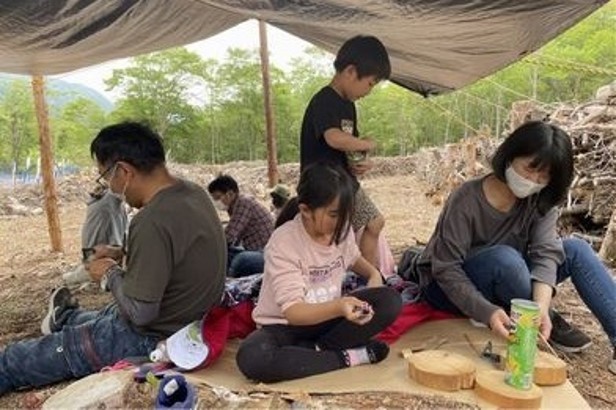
left=553, top=82, right=616, bottom=262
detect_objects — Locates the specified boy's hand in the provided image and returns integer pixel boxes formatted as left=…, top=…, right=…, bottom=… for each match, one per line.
left=360, top=138, right=377, bottom=152
left=350, top=158, right=373, bottom=176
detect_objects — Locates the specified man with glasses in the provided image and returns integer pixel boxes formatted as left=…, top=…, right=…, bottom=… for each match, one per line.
left=0, top=122, right=227, bottom=396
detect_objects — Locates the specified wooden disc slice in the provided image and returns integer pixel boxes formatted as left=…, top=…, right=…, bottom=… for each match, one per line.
left=407, top=350, right=475, bottom=391
left=475, top=370, right=542, bottom=409
left=534, top=351, right=567, bottom=386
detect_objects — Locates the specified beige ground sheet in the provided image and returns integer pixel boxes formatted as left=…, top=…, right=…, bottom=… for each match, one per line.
left=186, top=318, right=588, bottom=409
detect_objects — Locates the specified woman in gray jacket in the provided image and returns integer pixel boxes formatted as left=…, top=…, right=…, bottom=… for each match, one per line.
left=418, top=121, right=615, bottom=374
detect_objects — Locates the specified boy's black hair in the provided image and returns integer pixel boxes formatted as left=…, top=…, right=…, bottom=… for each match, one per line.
left=208, top=174, right=239, bottom=194
left=275, top=163, right=354, bottom=245
left=491, top=121, right=574, bottom=215
left=90, top=122, right=165, bottom=172
left=334, top=35, right=391, bottom=81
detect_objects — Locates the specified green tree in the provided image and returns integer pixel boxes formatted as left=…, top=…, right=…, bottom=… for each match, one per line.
left=106, top=47, right=208, bottom=162
left=52, top=97, right=107, bottom=165
left=0, top=79, right=37, bottom=169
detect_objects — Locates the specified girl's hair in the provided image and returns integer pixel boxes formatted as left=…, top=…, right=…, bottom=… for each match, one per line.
left=491, top=121, right=574, bottom=214
left=275, top=163, right=354, bottom=245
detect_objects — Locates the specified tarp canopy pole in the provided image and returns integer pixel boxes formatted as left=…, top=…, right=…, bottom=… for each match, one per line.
left=31, top=75, right=63, bottom=252
left=259, top=19, right=279, bottom=187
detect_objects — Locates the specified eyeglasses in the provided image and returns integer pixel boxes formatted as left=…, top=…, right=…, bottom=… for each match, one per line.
left=95, top=163, right=117, bottom=189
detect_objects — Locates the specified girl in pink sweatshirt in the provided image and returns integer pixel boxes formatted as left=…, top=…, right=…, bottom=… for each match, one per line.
left=236, top=163, right=402, bottom=383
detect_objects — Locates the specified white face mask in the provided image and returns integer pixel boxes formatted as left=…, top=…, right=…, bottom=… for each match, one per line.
left=505, top=166, right=546, bottom=198
left=214, top=200, right=227, bottom=211
left=108, top=167, right=128, bottom=203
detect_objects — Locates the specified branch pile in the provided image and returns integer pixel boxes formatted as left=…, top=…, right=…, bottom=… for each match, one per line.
left=551, top=96, right=616, bottom=226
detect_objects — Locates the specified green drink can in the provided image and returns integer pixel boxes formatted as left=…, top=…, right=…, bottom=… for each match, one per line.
left=505, top=298, right=540, bottom=390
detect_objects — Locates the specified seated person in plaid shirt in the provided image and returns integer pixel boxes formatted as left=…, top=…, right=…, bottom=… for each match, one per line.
left=208, top=175, right=274, bottom=277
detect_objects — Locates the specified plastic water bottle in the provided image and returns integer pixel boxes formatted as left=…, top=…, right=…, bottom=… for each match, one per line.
left=149, top=321, right=209, bottom=370
left=150, top=341, right=171, bottom=363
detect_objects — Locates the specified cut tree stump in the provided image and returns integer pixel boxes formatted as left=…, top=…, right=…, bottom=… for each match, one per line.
left=42, top=371, right=134, bottom=410
left=407, top=350, right=475, bottom=391
left=496, top=350, right=568, bottom=386
left=534, top=351, right=567, bottom=386
left=475, top=370, right=542, bottom=409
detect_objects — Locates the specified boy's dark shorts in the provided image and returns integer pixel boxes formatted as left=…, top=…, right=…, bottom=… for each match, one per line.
left=352, top=187, right=381, bottom=231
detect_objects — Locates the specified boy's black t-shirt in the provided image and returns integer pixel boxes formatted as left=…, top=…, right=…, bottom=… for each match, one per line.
left=300, top=86, right=359, bottom=187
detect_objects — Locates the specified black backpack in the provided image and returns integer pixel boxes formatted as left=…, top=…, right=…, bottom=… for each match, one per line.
left=397, top=245, right=425, bottom=283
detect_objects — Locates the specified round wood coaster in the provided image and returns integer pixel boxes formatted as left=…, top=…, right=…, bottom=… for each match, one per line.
left=407, top=350, right=475, bottom=391
left=475, top=370, right=542, bottom=409
left=534, top=351, right=567, bottom=386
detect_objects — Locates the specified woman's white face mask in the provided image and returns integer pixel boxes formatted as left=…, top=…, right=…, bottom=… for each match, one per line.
left=505, top=166, right=547, bottom=198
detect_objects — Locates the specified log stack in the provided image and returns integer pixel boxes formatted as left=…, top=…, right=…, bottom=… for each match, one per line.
left=552, top=93, right=616, bottom=227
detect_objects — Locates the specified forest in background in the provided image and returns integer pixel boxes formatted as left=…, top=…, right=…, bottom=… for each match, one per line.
left=0, top=1, right=614, bottom=172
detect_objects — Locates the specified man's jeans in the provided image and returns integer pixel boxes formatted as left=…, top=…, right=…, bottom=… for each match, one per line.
left=228, top=246, right=265, bottom=278
left=0, top=304, right=158, bottom=395
left=424, top=237, right=616, bottom=346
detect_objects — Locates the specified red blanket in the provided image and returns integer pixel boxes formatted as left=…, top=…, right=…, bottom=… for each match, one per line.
left=201, top=300, right=456, bottom=368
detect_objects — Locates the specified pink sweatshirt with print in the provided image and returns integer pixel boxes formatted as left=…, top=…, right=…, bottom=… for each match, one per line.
left=253, top=214, right=361, bottom=326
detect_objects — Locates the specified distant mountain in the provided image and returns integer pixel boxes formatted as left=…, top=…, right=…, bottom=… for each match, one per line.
left=0, top=74, right=113, bottom=112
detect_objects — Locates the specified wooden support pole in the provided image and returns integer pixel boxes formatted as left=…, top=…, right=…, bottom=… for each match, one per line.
left=258, top=19, right=279, bottom=187
left=31, top=75, right=63, bottom=252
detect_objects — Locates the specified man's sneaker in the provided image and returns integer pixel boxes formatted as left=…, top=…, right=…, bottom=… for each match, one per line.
left=609, top=349, right=616, bottom=375
left=40, top=287, right=79, bottom=335
left=548, top=309, right=592, bottom=353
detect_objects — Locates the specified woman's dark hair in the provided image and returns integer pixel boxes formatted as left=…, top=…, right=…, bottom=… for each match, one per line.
left=491, top=121, right=574, bottom=214
left=275, top=163, right=354, bottom=245
left=90, top=122, right=165, bottom=172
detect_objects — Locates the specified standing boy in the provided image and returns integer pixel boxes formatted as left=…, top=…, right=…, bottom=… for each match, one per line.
left=300, top=35, right=390, bottom=267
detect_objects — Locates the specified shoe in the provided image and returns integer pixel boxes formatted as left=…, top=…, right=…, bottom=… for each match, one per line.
left=548, top=309, right=592, bottom=353
left=41, top=287, right=79, bottom=335
left=609, top=349, right=616, bottom=375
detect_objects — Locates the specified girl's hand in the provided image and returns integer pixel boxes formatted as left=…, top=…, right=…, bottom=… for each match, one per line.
left=367, top=274, right=384, bottom=288
left=340, top=297, right=374, bottom=325
left=351, top=257, right=383, bottom=287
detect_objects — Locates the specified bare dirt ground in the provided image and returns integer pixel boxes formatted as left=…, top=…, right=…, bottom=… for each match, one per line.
left=0, top=172, right=614, bottom=408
